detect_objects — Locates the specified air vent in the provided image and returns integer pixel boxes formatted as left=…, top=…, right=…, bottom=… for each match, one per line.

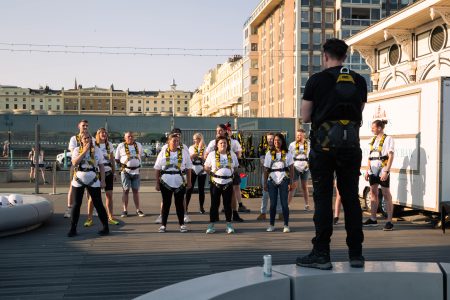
left=430, top=26, right=446, bottom=52
left=388, top=44, right=401, bottom=66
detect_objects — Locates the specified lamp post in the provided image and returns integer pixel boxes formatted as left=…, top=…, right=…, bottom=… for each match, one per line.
left=170, top=79, right=177, bottom=130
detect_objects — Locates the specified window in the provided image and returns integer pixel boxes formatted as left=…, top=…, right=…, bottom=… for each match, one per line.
left=130, top=107, right=134, bottom=112
left=130, top=100, right=133, bottom=104
left=146, top=107, right=149, bottom=111
left=177, top=101, right=180, bottom=104
left=251, top=43, right=258, bottom=51
left=325, top=12, right=333, bottom=23
left=177, top=107, right=180, bottom=112
left=22, top=104, right=26, bottom=109
left=138, top=100, right=141, bottom=104
left=57, top=105, right=60, bottom=110
left=313, top=11, right=321, bottom=23
left=251, top=76, right=258, bottom=85
left=301, top=10, right=309, bottom=22
left=154, top=107, right=157, bottom=112
left=177, top=95, right=180, bottom=98
left=162, top=95, right=165, bottom=98
left=146, top=101, right=149, bottom=104
left=184, top=107, right=187, bottom=112
left=6, top=104, right=9, bottom=109
left=184, top=101, right=188, bottom=104
left=40, top=105, right=43, bottom=110
left=169, top=101, right=172, bottom=104
left=313, top=31, right=322, bottom=45
left=162, top=101, right=165, bottom=104
left=31, top=105, right=35, bottom=110
left=154, top=101, right=157, bottom=104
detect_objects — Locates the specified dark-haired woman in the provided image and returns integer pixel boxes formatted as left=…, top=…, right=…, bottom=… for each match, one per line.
left=204, top=136, right=239, bottom=234
left=363, top=119, right=395, bottom=231
left=68, top=131, right=109, bottom=237
left=186, top=132, right=207, bottom=215
left=264, top=133, right=296, bottom=233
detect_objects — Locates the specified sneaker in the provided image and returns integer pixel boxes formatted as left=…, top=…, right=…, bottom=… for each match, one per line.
left=67, top=229, right=77, bottom=237
left=296, top=250, right=332, bottom=270
left=136, top=210, right=145, bottom=217
left=158, top=225, right=166, bottom=233
left=184, top=214, right=191, bottom=223
left=256, top=213, right=266, bottom=221
left=64, top=207, right=71, bottom=218
left=266, top=225, right=275, bottom=232
left=206, top=223, right=216, bottom=234
left=305, top=204, right=310, bottom=211
left=98, top=228, right=109, bottom=236
left=226, top=223, right=235, bottom=234
left=238, top=204, right=250, bottom=213
left=155, top=215, right=162, bottom=224
left=383, top=221, right=394, bottom=231
left=108, top=218, right=120, bottom=225
left=199, top=207, right=206, bottom=214
left=278, top=213, right=284, bottom=221
left=283, top=226, right=290, bottom=233
left=232, top=211, right=244, bottom=222
left=83, top=219, right=94, bottom=227
left=362, top=218, right=378, bottom=227
left=120, top=211, right=128, bottom=218
left=93, top=209, right=98, bottom=217
left=349, top=256, right=365, bottom=268
left=180, top=225, right=188, bottom=233
left=333, top=217, right=339, bottom=225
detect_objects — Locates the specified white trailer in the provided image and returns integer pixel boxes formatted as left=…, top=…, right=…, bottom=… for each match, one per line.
left=358, top=77, right=450, bottom=216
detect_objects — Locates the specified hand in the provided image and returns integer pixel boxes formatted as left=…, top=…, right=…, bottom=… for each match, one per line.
left=380, top=171, right=389, bottom=181
left=100, top=180, right=106, bottom=189
left=264, top=185, right=268, bottom=192
left=155, top=183, right=160, bottom=191
left=364, top=172, right=369, bottom=181
left=82, top=146, right=90, bottom=155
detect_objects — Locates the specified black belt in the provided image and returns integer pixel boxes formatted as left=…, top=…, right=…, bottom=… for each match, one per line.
left=75, top=167, right=96, bottom=172
left=103, top=162, right=112, bottom=167
left=369, top=156, right=388, bottom=161
left=122, top=164, right=141, bottom=170
left=294, top=158, right=308, bottom=161
left=268, top=167, right=289, bottom=173
left=105, top=170, right=113, bottom=177
left=161, top=170, right=186, bottom=175
left=160, top=179, right=185, bottom=193
left=193, top=160, right=203, bottom=166
left=74, top=175, right=98, bottom=187
left=210, top=172, right=233, bottom=180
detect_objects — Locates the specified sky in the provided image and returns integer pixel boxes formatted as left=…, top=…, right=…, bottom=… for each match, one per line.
left=0, top=0, right=260, bottom=92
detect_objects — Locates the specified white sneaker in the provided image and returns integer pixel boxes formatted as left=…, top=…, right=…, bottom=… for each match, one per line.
left=155, top=215, right=162, bottom=224
left=180, top=225, right=188, bottom=233
left=158, top=225, right=166, bottom=233
left=226, top=223, right=235, bottom=234
left=283, top=226, right=290, bottom=233
left=184, top=214, right=191, bottom=223
left=266, top=225, right=275, bottom=232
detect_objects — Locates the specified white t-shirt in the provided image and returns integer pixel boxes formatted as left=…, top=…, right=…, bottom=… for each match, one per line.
left=160, top=143, right=190, bottom=161
left=154, top=148, right=193, bottom=188
left=96, top=142, right=115, bottom=173
left=205, top=138, right=242, bottom=157
left=29, top=150, right=44, bottom=164
left=71, top=146, right=104, bottom=188
left=189, top=145, right=206, bottom=175
left=264, top=151, right=294, bottom=185
left=288, top=140, right=310, bottom=172
left=68, top=135, right=95, bottom=152
left=204, top=151, right=239, bottom=185
left=368, top=135, right=395, bottom=176
left=115, top=142, right=143, bottom=175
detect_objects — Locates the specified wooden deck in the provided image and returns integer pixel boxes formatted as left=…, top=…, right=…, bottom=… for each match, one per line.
left=0, top=182, right=449, bottom=299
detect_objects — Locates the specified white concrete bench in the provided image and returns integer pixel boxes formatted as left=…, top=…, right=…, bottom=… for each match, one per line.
left=135, top=267, right=290, bottom=300
left=0, top=194, right=54, bottom=237
left=441, top=263, right=450, bottom=299
left=273, top=262, right=444, bottom=300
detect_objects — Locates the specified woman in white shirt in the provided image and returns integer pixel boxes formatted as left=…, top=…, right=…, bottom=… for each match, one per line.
left=185, top=133, right=207, bottom=215
left=264, top=133, right=296, bottom=233
left=204, top=136, right=239, bottom=234
left=154, top=134, right=192, bottom=233
left=68, top=131, right=109, bottom=237
left=28, top=145, right=47, bottom=184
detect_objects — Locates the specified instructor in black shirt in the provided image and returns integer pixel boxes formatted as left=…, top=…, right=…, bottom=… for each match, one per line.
left=296, top=38, right=367, bottom=270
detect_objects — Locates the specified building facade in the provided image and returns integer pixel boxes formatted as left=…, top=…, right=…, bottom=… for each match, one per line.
left=0, top=85, right=62, bottom=114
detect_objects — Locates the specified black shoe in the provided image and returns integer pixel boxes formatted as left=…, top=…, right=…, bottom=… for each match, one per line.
left=67, top=229, right=77, bottom=237
left=98, top=228, right=110, bottom=236
left=349, top=256, right=365, bottom=268
left=238, top=204, right=250, bottom=213
left=296, top=250, right=332, bottom=270
left=333, top=217, right=339, bottom=225
left=232, top=210, right=244, bottom=222
left=200, top=207, right=206, bottom=214
left=383, top=222, right=394, bottom=231
left=362, top=219, right=378, bottom=227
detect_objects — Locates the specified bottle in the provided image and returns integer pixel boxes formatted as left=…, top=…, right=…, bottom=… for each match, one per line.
left=263, top=254, right=272, bottom=277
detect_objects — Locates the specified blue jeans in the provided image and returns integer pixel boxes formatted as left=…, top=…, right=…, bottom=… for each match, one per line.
left=261, top=173, right=281, bottom=213
left=268, top=178, right=289, bottom=226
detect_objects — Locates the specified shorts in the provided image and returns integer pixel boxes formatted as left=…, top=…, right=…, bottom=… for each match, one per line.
left=30, top=162, right=35, bottom=168
left=121, top=172, right=140, bottom=191
left=294, top=169, right=310, bottom=181
left=369, top=174, right=390, bottom=188
left=232, top=173, right=241, bottom=186
left=102, top=171, right=114, bottom=191
left=38, top=164, right=44, bottom=168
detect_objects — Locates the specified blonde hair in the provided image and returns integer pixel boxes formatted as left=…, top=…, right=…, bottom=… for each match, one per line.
left=193, top=132, right=205, bottom=148
left=95, top=127, right=108, bottom=145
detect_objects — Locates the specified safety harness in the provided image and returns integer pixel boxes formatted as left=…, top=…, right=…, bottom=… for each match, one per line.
left=369, top=134, right=389, bottom=167
left=73, top=144, right=99, bottom=187
left=96, top=141, right=112, bottom=169
left=210, top=150, right=234, bottom=190
left=121, top=142, right=141, bottom=172
left=268, top=149, right=289, bottom=179
left=160, top=147, right=186, bottom=193
left=192, top=145, right=205, bottom=166
left=294, top=140, right=309, bottom=162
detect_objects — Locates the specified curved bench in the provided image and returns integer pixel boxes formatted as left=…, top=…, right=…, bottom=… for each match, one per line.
left=137, top=262, right=449, bottom=300
left=0, top=194, right=54, bottom=237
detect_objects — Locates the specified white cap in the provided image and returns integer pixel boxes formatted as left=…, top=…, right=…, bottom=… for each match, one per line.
left=8, top=194, right=23, bottom=206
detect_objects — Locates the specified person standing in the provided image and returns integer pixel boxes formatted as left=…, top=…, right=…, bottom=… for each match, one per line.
left=68, top=131, right=109, bottom=237
left=28, top=145, right=47, bottom=184
left=363, top=120, right=395, bottom=231
left=204, top=136, right=239, bottom=234
left=185, top=133, right=207, bottom=214
left=115, top=132, right=145, bottom=218
left=154, top=133, right=192, bottom=233
left=288, top=129, right=311, bottom=210
left=296, top=38, right=367, bottom=270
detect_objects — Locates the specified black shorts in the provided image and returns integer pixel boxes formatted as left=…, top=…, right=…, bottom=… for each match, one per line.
left=232, top=173, right=241, bottom=186
left=369, top=174, right=390, bottom=188
left=102, top=171, right=114, bottom=191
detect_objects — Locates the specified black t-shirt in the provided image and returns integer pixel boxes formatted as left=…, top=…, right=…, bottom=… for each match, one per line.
left=303, top=66, right=367, bottom=126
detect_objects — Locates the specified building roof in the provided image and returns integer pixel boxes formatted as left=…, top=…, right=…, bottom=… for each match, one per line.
left=29, top=87, right=61, bottom=95
left=128, top=91, right=160, bottom=96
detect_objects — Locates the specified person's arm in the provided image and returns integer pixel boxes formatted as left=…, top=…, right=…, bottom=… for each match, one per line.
left=289, top=165, right=296, bottom=191
left=301, top=100, right=313, bottom=123
left=72, top=147, right=89, bottom=166
left=99, top=164, right=106, bottom=188
left=186, top=169, right=192, bottom=189
left=381, top=151, right=394, bottom=181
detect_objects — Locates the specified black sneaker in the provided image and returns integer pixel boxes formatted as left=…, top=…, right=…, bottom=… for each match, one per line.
left=383, top=221, right=394, bottom=231
left=199, top=207, right=206, bottom=214
left=362, top=219, right=378, bottom=227
left=238, top=204, right=251, bottom=213
left=67, top=229, right=77, bottom=237
left=296, top=250, right=332, bottom=270
left=232, top=210, right=244, bottom=222
left=349, top=256, right=365, bottom=268
left=121, top=211, right=128, bottom=218
left=98, top=228, right=110, bottom=236
left=333, top=217, right=339, bottom=225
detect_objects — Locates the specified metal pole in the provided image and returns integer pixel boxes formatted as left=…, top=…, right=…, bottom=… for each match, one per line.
left=63, top=150, right=68, bottom=169
left=49, top=161, right=57, bottom=195
left=34, top=122, right=40, bottom=194
left=9, top=150, right=13, bottom=169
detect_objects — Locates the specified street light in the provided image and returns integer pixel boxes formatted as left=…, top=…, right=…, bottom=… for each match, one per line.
left=170, top=79, right=177, bottom=130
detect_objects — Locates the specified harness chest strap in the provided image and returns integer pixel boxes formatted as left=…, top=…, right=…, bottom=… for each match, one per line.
left=73, top=145, right=99, bottom=185
left=121, top=142, right=141, bottom=171
left=161, top=147, right=186, bottom=185
left=193, top=145, right=205, bottom=165
left=96, top=142, right=112, bottom=166
left=294, top=141, right=309, bottom=162
left=268, top=150, right=290, bottom=177
left=210, top=151, right=234, bottom=181
left=369, top=134, right=389, bottom=166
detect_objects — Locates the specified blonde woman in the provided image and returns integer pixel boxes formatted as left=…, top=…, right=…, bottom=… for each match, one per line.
left=186, top=133, right=207, bottom=215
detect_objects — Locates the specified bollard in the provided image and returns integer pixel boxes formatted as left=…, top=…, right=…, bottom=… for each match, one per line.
left=9, top=150, right=13, bottom=170
left=63, top=150, right=68, bottom=170
left=49, top=161, right=58, bottom=195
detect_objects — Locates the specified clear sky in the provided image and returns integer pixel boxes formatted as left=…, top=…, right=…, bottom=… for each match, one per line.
left=0, top=0, right=260, bottom=92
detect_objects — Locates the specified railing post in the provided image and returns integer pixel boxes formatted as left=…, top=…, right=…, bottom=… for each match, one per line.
left=9, top=150, right=13, bottom=170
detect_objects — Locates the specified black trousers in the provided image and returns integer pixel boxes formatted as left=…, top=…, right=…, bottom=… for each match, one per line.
left=71, top=185, right=108, bottom=230
left=185, top=172, right=207, bottom=210
left=160, top=183, right=186, bottom=226
left=309, top=146, right=364, bottom=258
left=210, top=182, right=233, bottom=222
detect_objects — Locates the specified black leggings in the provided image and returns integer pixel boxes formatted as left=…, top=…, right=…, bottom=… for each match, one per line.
left=185, top=172, right=207, bottom=211
left=71, top=185, right=108, bottom=230
left=160, top=183, right=186, bottom=226
left=210, top=182, right=233, bottom=223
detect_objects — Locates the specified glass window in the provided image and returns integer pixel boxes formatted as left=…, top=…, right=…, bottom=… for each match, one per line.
left=301, top=10, right=309, bottom=22
left=313, top=11, right=321, bottom=23
left=301, top=31, right=309, bottom=44
left=313, top=54, right=321, bottom=66
left=251, top=43, right=258, bottom=51
left=325, top=12, right=333, bottom=23
left=313, top=31, right=322, bottom=44
left=342, top=7, right=351, bottom=18
left=371, top=8, right=380, bottom=20
left=301, top=0, right=309, bottom=5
